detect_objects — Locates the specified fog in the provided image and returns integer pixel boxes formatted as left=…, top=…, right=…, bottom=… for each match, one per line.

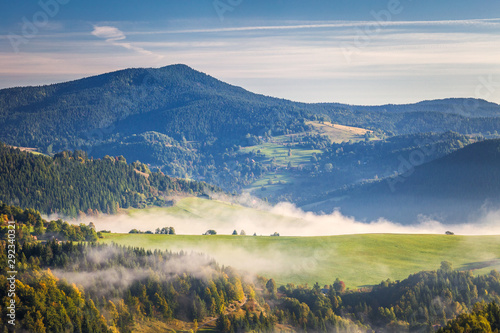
left=53, top=248, right=219, bottom=297
left=56, top=194, right=500, bottom=237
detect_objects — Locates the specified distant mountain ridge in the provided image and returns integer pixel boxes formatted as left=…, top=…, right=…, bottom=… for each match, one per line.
left=332, top=98, right=500, bottom=118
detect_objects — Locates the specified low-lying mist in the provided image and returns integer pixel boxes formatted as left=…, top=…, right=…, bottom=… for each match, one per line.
left=55, top=193, right=500, bottom=237
left=44, top=194, right=500, bottom=287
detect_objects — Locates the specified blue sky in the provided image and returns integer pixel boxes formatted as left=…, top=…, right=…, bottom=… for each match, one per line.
left=1, top=0, right=500, bottom=105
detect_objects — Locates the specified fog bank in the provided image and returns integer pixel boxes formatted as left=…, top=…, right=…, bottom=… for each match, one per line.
left=53, top=194, right=500, bottom=236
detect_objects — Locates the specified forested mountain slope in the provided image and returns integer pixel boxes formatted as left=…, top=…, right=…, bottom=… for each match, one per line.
left=0, top=143, right=218, bottom=216
left=309, top=139, right=500, bottom=223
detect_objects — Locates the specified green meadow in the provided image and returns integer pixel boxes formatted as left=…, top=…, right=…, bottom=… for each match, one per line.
left=100, top=233, right=500, bottom=289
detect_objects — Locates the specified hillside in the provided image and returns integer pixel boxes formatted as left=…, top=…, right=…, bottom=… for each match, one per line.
left=5, top=204, right=500, bottom=333
left=0, top=143, right=219, bottom=216
left=100, top=232, right=500, bottom=289
left=336, top=98, right=500, bottom=118
left=307, top=139, right=500, bottom=224
left=313, top=98, right=500, bottom=135
left=1, top=65, right=500, bottom=197
left=252, top=131, right=472, bottom=204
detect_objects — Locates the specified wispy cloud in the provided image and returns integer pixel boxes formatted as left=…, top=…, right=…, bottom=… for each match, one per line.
left=91, top=25, right=126, bottom=41
left=91, top=25, right=163, bottom=59
left=125, top=18, right=500, bottom=35
left=1, top=18, right=499, bottom=105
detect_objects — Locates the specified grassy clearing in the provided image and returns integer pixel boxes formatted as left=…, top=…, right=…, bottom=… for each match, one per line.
left=240, top=142, right=321, bottom=167
left=8, top=145, right=46, bottom=156
left=100, top=233, right=500, bottom=289
left=305, top=121, right=373, bottom=143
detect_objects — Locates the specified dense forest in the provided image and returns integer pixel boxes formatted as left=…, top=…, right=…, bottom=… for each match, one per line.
left=0, top=65, right=310, bottom=151
left=0, top=143, right=219, bottom=217
left=0, top=206, right=277, bottom=332
left=0, top=203, right=99, bottom=242
left=272, top=263, right=500, bottom=332
left=0, top=240, right=262, bottom=332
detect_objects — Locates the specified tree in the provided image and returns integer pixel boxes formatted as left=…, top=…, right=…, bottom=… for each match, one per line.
left=33, top=311, right=47, bottom=333
left=232, top=230, right=238, bottom=235
left=333, top=278, right=346, bottom=293
left=33, top=220, right=45, bottom=236
left=440, top=261, right=454, bottom=272
left=240, top=230, right=246, bottom=236
left=216, top=314, right=231, bottom=333
left=204, top=230, right=217, bottom=235
left=266, top=279, right=277, bottom=298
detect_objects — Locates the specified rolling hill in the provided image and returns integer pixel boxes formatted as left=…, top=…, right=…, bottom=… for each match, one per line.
left=100, top=232, right=500, bottom=289
left=306, top=139, right=500, bottom=224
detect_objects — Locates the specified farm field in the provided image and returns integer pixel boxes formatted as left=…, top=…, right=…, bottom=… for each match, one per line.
left=100, top=233, right=500, bottom=289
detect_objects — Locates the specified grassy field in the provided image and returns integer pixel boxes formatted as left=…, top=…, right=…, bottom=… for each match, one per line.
left=100, top=233, right=500, bottom=289
left=239, top=142, right=322, bottom=167
left=305, top=121, right=373, bottom=143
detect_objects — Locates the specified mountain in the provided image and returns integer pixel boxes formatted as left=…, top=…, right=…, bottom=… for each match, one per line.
left=0, top=142, right=219, bottom=216
left=2, top=65, right=500, bottom=151
left=305, top=139, right=500, bottom=224
left=0, top=64, right=309, bottom=150
left=1, top=64, right=500, bottom=199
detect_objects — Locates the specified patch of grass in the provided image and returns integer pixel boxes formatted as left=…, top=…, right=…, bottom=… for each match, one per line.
left=240, top=142, right=321, bottom=167
left=100, top=233, right=500, bottom=289
left=305, top=121, right=373, bottom=143
left=132, top=318, right=197, bottom=333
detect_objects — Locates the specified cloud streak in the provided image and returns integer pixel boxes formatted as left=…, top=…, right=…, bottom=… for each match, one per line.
left=125, top=18, right=500, bottom=35
left=91, top=25, right=163, bottom=59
